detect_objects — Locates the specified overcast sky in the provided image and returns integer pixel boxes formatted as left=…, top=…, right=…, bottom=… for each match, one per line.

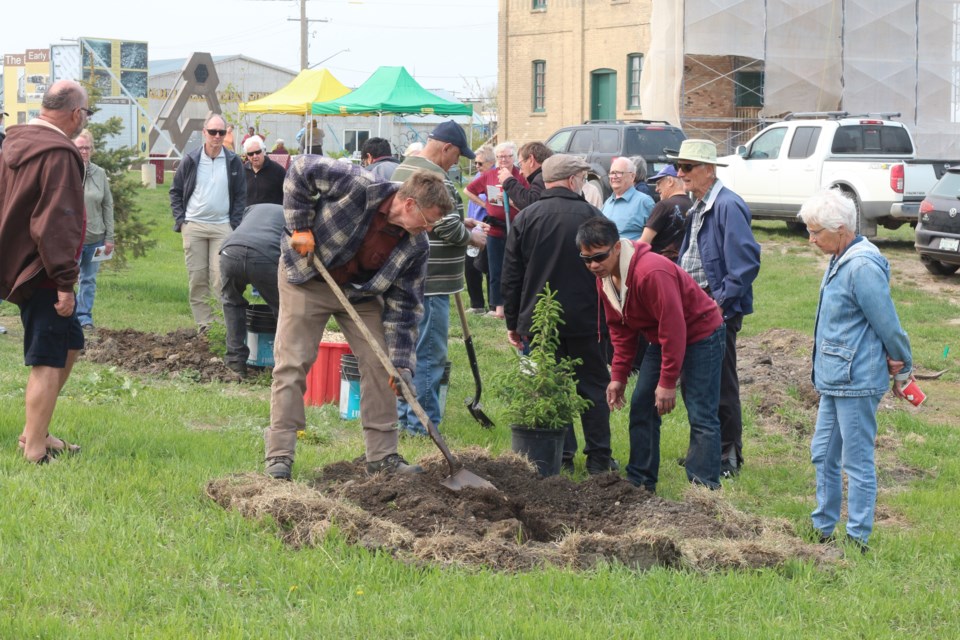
left=4, top=0, right=497, bottom=98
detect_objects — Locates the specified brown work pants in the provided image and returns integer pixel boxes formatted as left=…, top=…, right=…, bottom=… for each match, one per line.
left=266, top=274, right=400, bottom=463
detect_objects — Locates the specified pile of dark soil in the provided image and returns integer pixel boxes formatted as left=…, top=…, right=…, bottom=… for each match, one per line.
left=83, top=328, right=238, bottom=383
left=207, top=449, right=837, bottom=573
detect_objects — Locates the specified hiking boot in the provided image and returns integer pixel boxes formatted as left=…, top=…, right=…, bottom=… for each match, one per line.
left=586, top=457, right=620, bottom=475
left=720, top=458, right=741, bottom=479
left=226, top=362, right=248, bottom=379
left=265, top=456, right=293, bottom=480
left=845, top=534, right=869, bottom=555
left=365, top=453, right=423, bottom=475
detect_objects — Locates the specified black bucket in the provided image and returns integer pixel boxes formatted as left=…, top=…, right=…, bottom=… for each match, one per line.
left=246, top=304, right=277, bottom=333
left=510, top=425, right=566, bottom=477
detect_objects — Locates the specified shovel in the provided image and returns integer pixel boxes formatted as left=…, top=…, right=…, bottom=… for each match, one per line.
left=453, top=292, right=494, bottom=428
left=310, top=254, right=496, bottom=492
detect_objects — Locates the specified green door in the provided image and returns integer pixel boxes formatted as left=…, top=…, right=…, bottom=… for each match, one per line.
left=591, top=69, right=617, bottom=121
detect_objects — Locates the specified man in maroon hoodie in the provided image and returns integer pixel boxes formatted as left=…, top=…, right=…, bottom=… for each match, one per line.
left=576, top=216, right=725, bottom=491
left=0, top=80, right=90, bottom=464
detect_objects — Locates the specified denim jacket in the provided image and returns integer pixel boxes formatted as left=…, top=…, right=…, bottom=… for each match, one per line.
left=812, top=237, right=912, bottom=397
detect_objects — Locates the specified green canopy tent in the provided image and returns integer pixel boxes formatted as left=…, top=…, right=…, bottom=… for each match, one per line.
left=310, top=66, right=472, bottom=137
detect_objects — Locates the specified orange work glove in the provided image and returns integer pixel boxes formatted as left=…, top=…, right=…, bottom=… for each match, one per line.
left=389, top=368, right=416, bottom=398
left=290, top=230, right=315, bottom=256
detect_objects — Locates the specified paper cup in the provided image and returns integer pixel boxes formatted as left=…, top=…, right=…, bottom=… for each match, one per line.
left=902, top=378, right=926, bottom=407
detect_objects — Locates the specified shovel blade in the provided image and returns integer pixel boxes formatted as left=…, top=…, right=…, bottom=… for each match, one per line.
left=466, top=400, right=495, bottom=428
left=441, top=468, right=497, bottom=492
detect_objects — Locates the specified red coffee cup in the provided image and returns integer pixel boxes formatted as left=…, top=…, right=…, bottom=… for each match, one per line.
left=902, top=378, right=926, bottom=407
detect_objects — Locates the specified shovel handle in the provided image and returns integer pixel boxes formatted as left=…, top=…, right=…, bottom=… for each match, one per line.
left=308, top=254, right=459, bottom=470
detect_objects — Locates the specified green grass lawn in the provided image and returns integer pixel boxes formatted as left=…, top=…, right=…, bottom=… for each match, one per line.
left=2, top=183, right=959, bottom=638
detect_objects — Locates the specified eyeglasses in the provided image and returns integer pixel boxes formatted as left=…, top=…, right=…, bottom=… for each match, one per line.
left=807, top=226, right=828, bottom=237
left=247, top=149, right=263, bottom=156
left=674, top=162, right=702, bottom=173
left=76, top=107, right=95, bottom=117
left=608, top=170, right=634, bottom=178
left=579, top=248, right=614, bottom=264
left=206, top=129, right=227, bottom=137
left=414, top=202, right=441, bottom=229
left=496, top=154, right=514, bottom=160
left=475, top=161, right=486, bottom=167
left=75, top=145, right=93, bottom=151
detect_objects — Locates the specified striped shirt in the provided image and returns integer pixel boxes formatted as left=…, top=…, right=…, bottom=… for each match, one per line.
left=281, top=156, right=429, bottom=370
left=391, top=155, right=470, bottom=296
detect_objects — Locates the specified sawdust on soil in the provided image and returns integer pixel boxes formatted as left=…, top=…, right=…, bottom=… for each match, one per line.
left=206, top=449, right=839, bottom=573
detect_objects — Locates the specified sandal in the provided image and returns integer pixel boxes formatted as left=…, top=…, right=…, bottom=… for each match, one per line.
left=18, top=436, right=81, bottom=458
left=26, top=453, right=54, bottom=465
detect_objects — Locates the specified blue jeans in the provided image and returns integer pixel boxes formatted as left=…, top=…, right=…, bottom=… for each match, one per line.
left=626, top=325, right=724, bottom=491
left=810, top=393, right=883, bottom=544
left=76, top=242, right=103, bottom=327
left=397, top=294, right=450, bottom=434
left=486, top=235, right=506, bottom=307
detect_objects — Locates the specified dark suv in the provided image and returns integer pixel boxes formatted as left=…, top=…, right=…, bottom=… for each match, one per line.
left=916, top=167, right=960, bottom=275
left=545, top=120, right=686, bottom=196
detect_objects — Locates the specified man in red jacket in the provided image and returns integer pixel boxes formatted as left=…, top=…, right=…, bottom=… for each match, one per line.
left=0, top=80, right=90, bottom=464
left=576, top=216, right=725, bottom=491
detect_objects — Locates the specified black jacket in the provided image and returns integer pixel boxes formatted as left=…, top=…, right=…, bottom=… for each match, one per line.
left=501, top=187, right=604, bottom=337
left=502, top=167, right=545, bottom=211
left=170, top=146, right=246, bottom=231
left=244, top=156, right=287, bottom=206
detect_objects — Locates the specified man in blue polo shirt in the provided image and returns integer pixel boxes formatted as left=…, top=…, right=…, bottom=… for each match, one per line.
left=602, top=157, right=654, bottom=240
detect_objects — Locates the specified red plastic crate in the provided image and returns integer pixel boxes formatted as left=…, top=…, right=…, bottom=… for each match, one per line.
left=304, top=342, right=352, bottom=406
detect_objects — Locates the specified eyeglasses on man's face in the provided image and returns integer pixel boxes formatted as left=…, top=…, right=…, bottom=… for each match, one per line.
left=247, top=149, right=263, bottom=156
left=76, top=107, right=95, bottom=118
left=674, top=162, right=702, bottom=173
left=206, top=128, right=227, bottom=137
left=414, top=202, right=442, bottom=229
left=608, top=170, right=634, bottom=178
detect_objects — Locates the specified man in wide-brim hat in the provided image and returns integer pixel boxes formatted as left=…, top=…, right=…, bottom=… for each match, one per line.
left=671, top=139, right=761, bottom=480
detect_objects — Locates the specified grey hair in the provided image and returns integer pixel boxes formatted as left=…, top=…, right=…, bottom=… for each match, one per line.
left=243, top=135, right=265, bottom=153
left=494, top=141, right=517, bottom=157
left=204, top=113, right=226, bottom=128
left=628, top=155, right=648, bottom=181
left=798, top=188, right=858, bottom=231
left=41, top=81, right=85, bottom=111
left=475, top=144, right=495, bottom=164
left=612, top=157, right=636, bottom=174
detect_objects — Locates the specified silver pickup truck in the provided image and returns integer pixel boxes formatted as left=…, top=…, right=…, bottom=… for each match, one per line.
left=716, top=112, right=953, bottom=236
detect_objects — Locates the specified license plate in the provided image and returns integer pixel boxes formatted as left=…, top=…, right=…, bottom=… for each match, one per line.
left=940, top=238, right=960, bottom=252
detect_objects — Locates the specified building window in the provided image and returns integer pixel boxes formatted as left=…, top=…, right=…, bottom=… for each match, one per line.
left=532, top=60, right=546, bottom=112
left=735, top=71, right=764, bottom=108
left=344, top=129, right=370, bottom=155
left=627, top=54, right=643, bottom=110
left=532, top=0, right=546, bottom=9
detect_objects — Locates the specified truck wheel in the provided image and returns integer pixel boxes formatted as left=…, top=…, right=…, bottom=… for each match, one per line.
left=920, top=256, right=960, bottom=276
left=839, top=187, right=875, bottom=238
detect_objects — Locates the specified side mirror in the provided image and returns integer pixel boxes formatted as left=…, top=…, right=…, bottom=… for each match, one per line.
left=737, top=145, right=748, bottom=158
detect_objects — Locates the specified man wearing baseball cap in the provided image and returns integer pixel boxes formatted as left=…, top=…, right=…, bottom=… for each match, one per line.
left=501, top=154, right=616, bottom=475
left=639, top=165, right=690, bottom=260
left=392, top=120, right=484, bottom=435
left=671, top=139, right=761, bottom=479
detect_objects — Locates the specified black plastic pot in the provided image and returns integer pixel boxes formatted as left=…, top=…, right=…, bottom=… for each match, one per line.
left=510, top=425, right=566, bottom=477
left=245, top=304, right=277, bottom=333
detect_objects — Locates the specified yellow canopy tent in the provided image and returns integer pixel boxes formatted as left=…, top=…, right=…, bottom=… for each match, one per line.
left=239, top=68, right=350, bottom=115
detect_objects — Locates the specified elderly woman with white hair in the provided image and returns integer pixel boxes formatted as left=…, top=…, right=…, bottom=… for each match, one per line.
left=798, top=187, right=913, bottom=553
left=465, top=140, right=527, bottom=318
left=73, top=128, right=114, bottom=330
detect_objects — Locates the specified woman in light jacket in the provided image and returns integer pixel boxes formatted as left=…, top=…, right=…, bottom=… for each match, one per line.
left=798, top=188, right=912, bottom=553
left=73, top=129, right=114, bottom=330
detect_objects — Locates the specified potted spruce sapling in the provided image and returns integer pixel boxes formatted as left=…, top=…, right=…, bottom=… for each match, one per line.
left=501, top=284, right=591, bottom=476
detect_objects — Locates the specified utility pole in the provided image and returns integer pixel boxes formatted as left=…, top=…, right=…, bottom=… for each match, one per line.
left=286, top=0, right=330, bottom=70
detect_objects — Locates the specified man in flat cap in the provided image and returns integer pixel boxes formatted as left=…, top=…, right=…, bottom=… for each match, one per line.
left=501, top=154, right=616, bottom=475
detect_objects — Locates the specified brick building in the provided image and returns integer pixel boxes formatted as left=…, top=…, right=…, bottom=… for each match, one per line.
left=499, top=0, right=960, bottom=157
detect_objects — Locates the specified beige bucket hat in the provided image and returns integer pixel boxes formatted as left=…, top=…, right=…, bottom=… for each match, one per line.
left=666, top=138, right=728, bottom=167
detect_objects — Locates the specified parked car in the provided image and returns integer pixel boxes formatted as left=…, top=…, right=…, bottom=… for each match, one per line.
left=546, top=120, right=686, bottom=197
left=915, top=167, right=960, bottom=275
